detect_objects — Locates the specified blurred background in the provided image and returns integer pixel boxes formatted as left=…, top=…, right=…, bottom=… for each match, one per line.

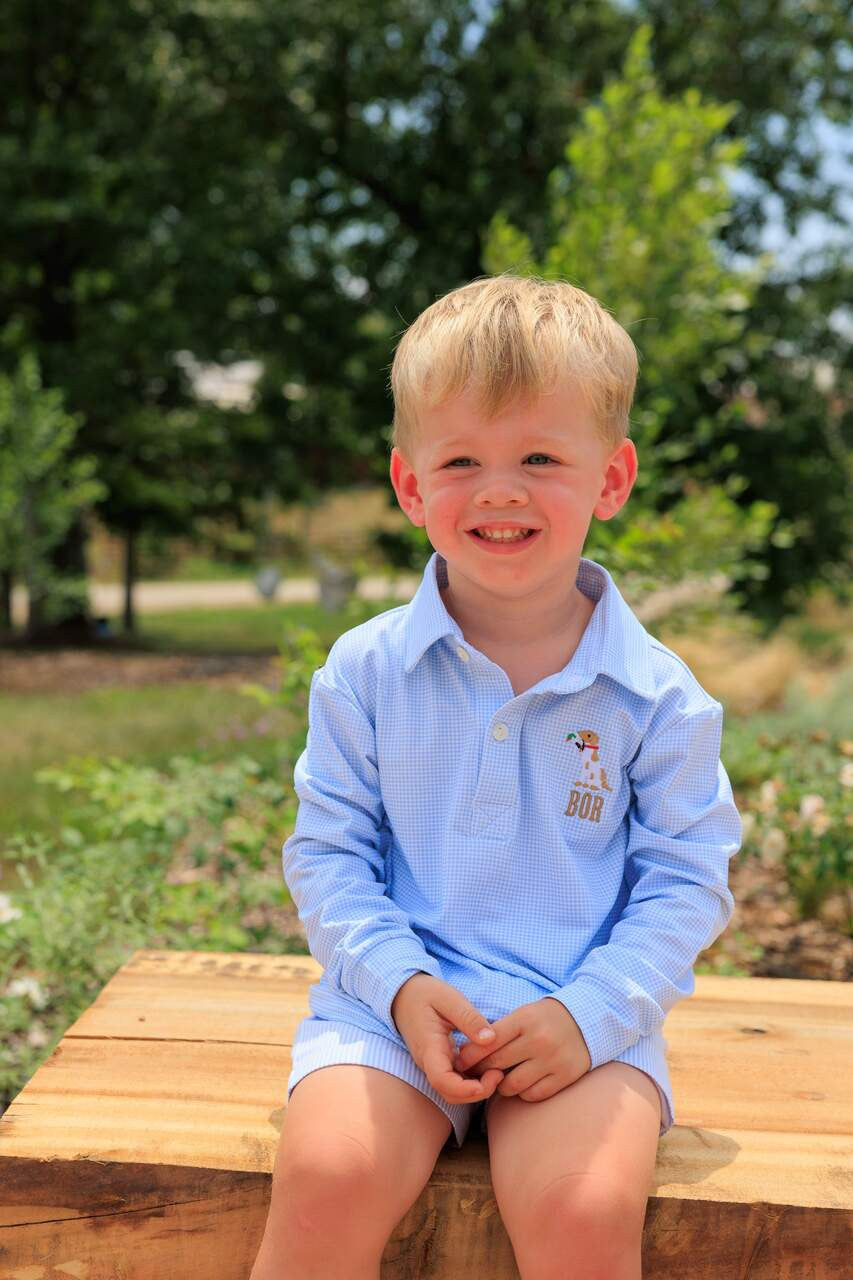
left=0, top=1, right=850, bottom=1111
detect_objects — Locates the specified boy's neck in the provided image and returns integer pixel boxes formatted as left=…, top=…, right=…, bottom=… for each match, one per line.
left=437, top=554, right=593, bottom=651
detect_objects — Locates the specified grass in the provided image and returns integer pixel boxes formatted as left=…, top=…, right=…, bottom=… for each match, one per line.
left=137, top=598, right=402, bottom=654
left=0, top=596, right=400, bottom=879
left=0, top=684, right=297, bottom=862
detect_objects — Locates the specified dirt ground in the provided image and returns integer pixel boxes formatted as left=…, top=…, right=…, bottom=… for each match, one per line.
left=0, top=649, right=279, bottom=694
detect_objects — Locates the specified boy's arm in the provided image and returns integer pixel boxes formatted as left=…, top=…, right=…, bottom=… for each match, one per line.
left=544, top=700, right=742, bottom=1070
left=283, top=665, right=442, bottom=1039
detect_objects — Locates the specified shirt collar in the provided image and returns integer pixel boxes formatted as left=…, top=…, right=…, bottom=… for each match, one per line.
left=401, top=551, right=657, bottom=699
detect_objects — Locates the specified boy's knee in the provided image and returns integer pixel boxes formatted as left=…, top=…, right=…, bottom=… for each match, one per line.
left=527, top=1170, right=644, bottom=1246
left=275, top=1131, right=390, bottom=1242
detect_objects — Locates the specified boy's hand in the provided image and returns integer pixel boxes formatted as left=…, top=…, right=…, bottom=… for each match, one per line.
left=391, top=973, right=505, bottom=1106
left=452, top=996, right=592, bottom=1102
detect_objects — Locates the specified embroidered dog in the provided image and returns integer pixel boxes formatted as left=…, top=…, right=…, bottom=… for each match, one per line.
left=566, top=729, right=613, bottom=792
left=564, top=729, right=613, bottom=823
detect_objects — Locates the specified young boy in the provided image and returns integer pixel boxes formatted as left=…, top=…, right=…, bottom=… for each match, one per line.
left=249, top=275, right=741, bottom=1280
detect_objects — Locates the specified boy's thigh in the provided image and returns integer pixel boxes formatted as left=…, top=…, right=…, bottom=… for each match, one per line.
left=275, top=1064, right=453, bottom=1218
left=486, top=1062, right=661, bottom=1231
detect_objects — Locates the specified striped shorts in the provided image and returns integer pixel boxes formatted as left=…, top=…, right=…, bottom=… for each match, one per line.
left=287, top=1015, right=674, bottom=1148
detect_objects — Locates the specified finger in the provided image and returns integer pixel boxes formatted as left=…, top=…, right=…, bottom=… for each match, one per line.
left=425, top=1041, right=501, bottom=1100
left=513, top=1072, right=559, bottom=1103
left=457, top=1030, right=524, bottom=1072
left=455, top=1012, right=514, bottom=1055
left=457, top=1059, right=490, bottom=1080
left=478, top=1068, right=505, bottom=1097
left=438, top=991, right=497, bottom=1048
left=436, top=1061, right=503, bottom=1101
left=424, top=1038, right=472, bottom=1089
left=495, top=1061, right=542, bottom=1098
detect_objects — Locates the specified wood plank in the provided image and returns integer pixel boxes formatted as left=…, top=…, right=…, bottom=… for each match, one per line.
left=1, top=951, right=851, bottom=1279
left=0, top=1164, right=271, bottom=1280
left=61, top=949, right=853, bottom=1141
left=2, top=1141, right=850, bottom=1279
left=2, top=1028, right=850, bottom=1209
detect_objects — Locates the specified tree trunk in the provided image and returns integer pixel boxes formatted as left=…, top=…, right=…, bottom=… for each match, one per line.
left=23, top=486, right=45, bottom=638
left=123, top=527, right=136, bottom=634
left=0, top=570, right=11, bottom=633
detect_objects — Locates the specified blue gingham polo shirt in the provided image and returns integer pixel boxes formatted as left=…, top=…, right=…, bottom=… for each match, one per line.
left=283, top=551, right=742, bottom=1077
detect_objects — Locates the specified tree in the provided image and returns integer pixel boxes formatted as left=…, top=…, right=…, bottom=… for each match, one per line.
left=2, top=1, right=848, bottom=630
left=481, top=24, right=777, bottom=593
left=0, top=353, right=103, bottom=638
left=0, top=0, right=323, bottom=633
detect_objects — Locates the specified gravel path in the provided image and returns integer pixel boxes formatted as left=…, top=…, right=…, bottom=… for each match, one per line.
left=10, top=573, right=419, bottom=625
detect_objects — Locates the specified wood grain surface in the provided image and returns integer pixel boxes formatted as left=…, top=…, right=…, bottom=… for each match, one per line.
left=1, top=950, right=850, bottom=1278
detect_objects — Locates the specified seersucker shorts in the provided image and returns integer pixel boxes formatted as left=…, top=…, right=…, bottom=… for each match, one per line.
left=287, top=1015, right=674, bottom=1148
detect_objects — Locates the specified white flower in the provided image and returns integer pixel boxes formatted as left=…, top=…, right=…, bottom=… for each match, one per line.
left=760, top=827, right=787, bottom=861
left=799, top=794, right=825, bottom=822
left=0, top=893, right=22, bottom=925
left=809, top=812, right=832, bottom=837
left=758, top=779, right=780, bottom=813
left=840, top=762, right=853, bottom=788
left=7, top=976, right=47, bottom=1009
left=27, top=1023, right=49, bottom=1049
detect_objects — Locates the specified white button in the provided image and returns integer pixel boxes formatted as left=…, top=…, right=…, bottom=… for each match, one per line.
left=455, top=645, right=470, bottom=662
left=492, top=723, right=509, bottom=741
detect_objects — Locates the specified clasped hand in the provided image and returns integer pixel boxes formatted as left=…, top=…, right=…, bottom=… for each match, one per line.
left=454, top=994, right=592, bottom=1103
left=391, top=974, right=592, bottom=1107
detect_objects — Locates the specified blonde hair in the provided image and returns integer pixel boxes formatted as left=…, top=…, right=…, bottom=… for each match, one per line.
left=389, top=273, right=638, bottom=457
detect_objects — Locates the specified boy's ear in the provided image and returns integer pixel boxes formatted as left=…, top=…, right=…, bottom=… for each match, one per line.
left=389, top=447, right=426, bottom=527
left=593, top=439, right=638, bottom=521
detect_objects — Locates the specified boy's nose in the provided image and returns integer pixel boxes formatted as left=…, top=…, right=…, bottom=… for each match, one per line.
left=474, top=477, right=529, bottom=506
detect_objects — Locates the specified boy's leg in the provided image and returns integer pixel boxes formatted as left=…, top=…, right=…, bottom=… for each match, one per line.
left=485, top=1062, right=661, bottom=1280
left=249, top=1063, right=453, bottom=1280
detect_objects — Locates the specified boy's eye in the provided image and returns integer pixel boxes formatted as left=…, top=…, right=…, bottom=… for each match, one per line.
left=443, top=454, right=555, bottom=468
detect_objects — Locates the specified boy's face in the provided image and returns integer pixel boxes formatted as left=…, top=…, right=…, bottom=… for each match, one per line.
left=389, top=382, right=637, bottom=607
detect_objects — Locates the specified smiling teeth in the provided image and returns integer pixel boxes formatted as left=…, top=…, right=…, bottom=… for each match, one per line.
left=477, top=528, right=530, bottom=541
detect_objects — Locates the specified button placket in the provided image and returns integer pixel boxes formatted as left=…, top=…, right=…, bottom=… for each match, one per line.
left=469, top=713, right=518, bottom=836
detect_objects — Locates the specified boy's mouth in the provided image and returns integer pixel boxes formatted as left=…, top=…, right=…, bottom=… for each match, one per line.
left=466, top=525, right=541, bottom=551
left=472, top=528, right=532, bottom=541
left=468, top=522, right=538, bottom=538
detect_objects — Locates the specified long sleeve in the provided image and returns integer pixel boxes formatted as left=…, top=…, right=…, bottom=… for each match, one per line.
left=282, top=664, right=442, bottom=1038
left=546, top=700, right=742, bottom=1069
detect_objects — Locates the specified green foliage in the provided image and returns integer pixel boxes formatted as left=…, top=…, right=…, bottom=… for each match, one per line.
left=370, top=522, right=432, bottom=572
left=0, top=352, right=103, bottom=626
left=0, top=753, right=295, bottom=1105
left=241, top=625, right=329, bottom=762
left=138, top=596, right=397, bottom=655
left=723, top=722, right=852, bottom=932
left=0, top=604, right=354, bottom=1103
left=0, top=681, right=294, bottom=845
left=241, top=593, right=382, bottom=736
left=3, top=3, right=849, bottom=627
left=488, top=26, right=760, bottom=396
left=483, top=24, right=779, bottom=585
left=588, top=481, right=777, bottom=589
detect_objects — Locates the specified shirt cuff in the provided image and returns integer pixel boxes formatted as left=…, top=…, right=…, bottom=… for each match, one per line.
left=543, top=985, right=631, bottom=1071
left=362, top=942, right=444, bottom=1039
